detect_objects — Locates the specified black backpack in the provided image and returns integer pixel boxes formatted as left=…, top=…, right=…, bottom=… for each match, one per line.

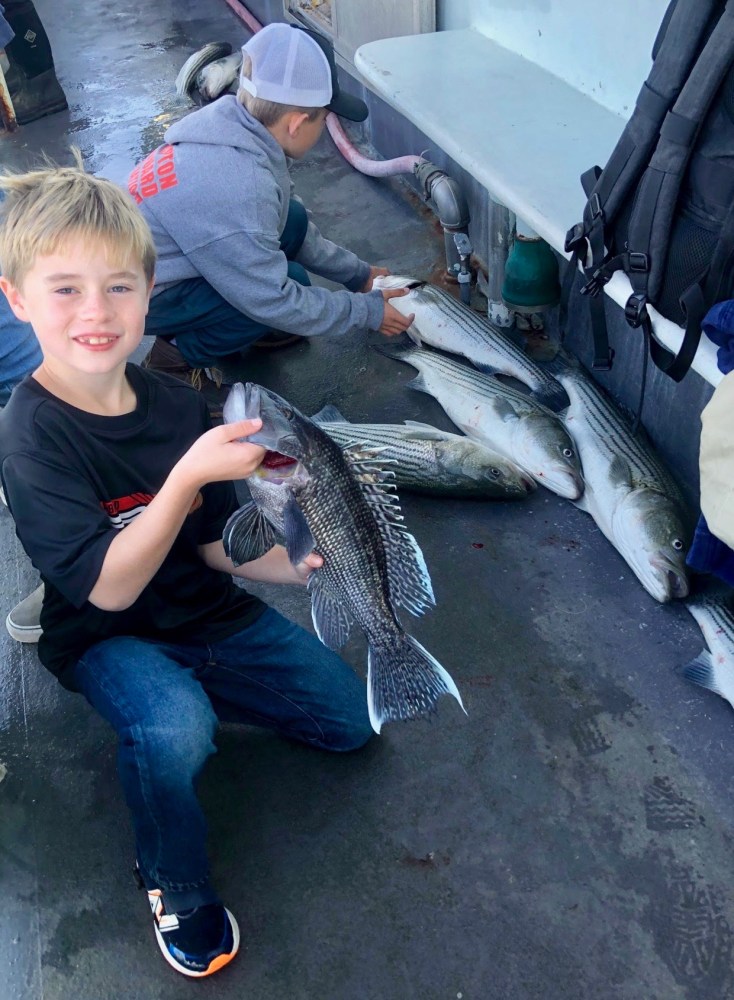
left=564, top=0, right=734, bottom=383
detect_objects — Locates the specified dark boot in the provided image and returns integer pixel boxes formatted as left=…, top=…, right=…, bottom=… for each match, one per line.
left=4, top=0, right=67, bottom=125
left=142, top=337, right=229, bottom=420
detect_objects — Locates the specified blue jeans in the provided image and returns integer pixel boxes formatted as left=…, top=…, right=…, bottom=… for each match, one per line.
left=72, top=606, right=372, bottom=911
left=146, top=199, right=311, bottom=366
left=0, top=277, right=42, bottom=406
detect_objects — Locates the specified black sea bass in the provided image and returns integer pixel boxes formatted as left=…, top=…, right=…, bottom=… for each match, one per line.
left=222, top=383, right=465, bottom=734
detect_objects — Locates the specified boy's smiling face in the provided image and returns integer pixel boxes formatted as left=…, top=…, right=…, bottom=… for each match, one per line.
left=0, top=234, right=153, bottom=380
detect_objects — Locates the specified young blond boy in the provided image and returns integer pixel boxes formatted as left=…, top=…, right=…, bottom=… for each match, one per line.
left=130, top=22, right=413, bottom=398
left=0, top=161, right=372, bottom=978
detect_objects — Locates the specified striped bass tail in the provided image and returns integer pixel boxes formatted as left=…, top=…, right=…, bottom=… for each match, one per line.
left=367, top=634, right=465, bottom=733
left=682, top=650, right=734, bottom=710
left=531, top=382, right=571, bottom=413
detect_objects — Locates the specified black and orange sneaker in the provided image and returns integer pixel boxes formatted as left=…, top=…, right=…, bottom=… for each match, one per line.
left=135, top=865, right=239, bottom=977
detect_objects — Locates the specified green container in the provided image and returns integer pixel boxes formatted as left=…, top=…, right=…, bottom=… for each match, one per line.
left=501, top=234, right=560, bottom=313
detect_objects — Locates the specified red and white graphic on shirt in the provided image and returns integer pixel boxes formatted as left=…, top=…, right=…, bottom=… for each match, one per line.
left=101, top=491, right=202, bottom=529
left=128, top=144, right=179, bottom=204
left=101, top=493, right=155, bottom=530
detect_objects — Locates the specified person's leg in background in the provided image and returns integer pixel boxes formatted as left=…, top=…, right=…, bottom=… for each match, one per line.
left=143, top=199, right=311, bottom=384
left=2, top=1, right=67, bottom=126
left=0, top=285, right=44, bottom=642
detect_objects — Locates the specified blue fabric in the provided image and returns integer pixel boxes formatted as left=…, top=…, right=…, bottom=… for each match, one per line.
left=0, top=292, right=42, bottom=406
left=146, top=198, right=311, bottom=366
left=688, top=300, right=734, bottom=582
left=0, top=5, right=13, bottom=51
left=72, top=605, right=372, bottom=911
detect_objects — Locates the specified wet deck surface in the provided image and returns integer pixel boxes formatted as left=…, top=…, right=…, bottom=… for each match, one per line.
left=2, top=3, right=734, bottom=998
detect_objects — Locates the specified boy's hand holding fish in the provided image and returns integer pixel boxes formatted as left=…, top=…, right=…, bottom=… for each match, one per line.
left=172, top=417, right=267, bottom=490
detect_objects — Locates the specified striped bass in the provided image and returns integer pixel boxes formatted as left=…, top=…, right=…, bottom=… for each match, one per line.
left=174, top=41, right=233, bottom=97
left=376, top=343, right=584, bottom=500
left=222, top=383, right=465, bottom=733
left=682, top=592, right=734, bottom=710
left=373, top=275, right=569, bottom=412
left=555, top=361, right=690, bottom=603
left=311, top=404, right=536, bottom=499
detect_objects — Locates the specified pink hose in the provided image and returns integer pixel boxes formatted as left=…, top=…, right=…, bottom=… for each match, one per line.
left=222, top=0, right=426, bottom=177
left=325, top=115, right=425, bottom=176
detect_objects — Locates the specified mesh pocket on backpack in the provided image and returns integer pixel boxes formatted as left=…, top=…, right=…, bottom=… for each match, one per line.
left=656, top=215, right=717, bottom=323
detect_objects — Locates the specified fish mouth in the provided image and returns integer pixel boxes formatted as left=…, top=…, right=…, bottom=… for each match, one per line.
left=649, top=554, right=689, bottom=601
left=538, top=467, right=584, bottom=500
left=256, top=450, right=300, bottom=484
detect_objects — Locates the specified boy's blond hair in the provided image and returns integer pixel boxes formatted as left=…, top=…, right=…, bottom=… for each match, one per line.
left=237, top=54, right=324, bottom=128
left=0, top=151, right=156, bottom=287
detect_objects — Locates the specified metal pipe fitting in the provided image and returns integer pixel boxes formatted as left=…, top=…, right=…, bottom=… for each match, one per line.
left=414, top=160, right=470, bottom=275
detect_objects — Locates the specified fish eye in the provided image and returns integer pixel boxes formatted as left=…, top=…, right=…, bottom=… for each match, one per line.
left=562, top=447, right=574, bottom=458
left=489, top=467, right=502, bottom=478
left=672, top=538, right=684, bottom=551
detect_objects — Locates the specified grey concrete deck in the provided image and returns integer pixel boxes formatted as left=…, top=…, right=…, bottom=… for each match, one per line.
left=2, top=3, right=734, bottom=999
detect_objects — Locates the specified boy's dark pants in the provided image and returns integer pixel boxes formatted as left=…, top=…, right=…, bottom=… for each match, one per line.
left=146, top=199, right=311, bottom=367
left=72, top=607, right=372, bottom=912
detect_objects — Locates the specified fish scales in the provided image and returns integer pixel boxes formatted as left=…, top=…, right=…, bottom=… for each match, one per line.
left=223, top=383, right=464, bottom=732
left=310, top=412, right=534, bottom=499
left=560, top=370, right=685, bottom=503
left=683, top=594, right=734, bottom=709
left=377, top=343, right=583, bottom=499
left=556, top=363, right=689, bottom=602
left=374, top=276, right=568, bottom=410
left=293, top=442, right=396, bottom=639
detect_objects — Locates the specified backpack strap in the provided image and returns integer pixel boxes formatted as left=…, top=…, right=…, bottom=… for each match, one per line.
left=563, top=0, right=721, bottom=369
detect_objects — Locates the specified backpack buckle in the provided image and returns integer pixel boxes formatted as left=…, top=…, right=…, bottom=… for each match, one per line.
left=625, top=293, right=648, bottom=328
left=564, top=222, right=586, bottom=255
left=592, top=347, right=615, bottom=371
left=628, top=252, right=649, bottom=273
left=589, top=193, right=603, bottom=220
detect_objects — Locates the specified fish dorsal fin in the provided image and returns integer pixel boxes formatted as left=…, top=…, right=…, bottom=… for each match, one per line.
left=341, top=444, right=435, bottom=617
left=312, top=404, right=349, bottom=425
left=403, top=420, right=443, bottom=432
left=223, top=500, right=278, bottom=567
left=307, top=571, right=353, bottom=650
left=398, top=421, right=446, bottom=441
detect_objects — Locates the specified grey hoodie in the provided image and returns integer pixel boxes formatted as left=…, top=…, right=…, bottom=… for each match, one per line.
left=128, top=96, right=385, bottom=338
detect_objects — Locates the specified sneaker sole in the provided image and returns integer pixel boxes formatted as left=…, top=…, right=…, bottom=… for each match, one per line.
left=5, top=616, right=42, bottom=643
left=153, top=908, right=240, bottom=978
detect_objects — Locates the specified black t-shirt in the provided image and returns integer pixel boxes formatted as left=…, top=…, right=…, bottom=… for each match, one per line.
left=0, top=364, right=264, bottom=688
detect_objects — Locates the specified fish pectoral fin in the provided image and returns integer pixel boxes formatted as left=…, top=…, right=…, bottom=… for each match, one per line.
left=308, top=571, right=353, bottom=650
left=311, top=403, right=349, bottom=425
left=282, top=495, right=316, bottom=565
left=223, top=501, right=278, bottom=567
left=406, top=322, right=424, bottom=348
left=407, top=373, right=431, bottom=396
left=492, top=397, right=519, bottom=422
left=608, top=454, right=634, bottom=489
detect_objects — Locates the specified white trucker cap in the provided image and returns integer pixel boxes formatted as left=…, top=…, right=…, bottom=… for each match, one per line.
left=239, top=22, right=368, bottom=122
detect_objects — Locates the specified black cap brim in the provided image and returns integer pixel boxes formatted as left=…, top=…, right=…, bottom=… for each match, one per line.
left=327, top=90, right=368, bottom=123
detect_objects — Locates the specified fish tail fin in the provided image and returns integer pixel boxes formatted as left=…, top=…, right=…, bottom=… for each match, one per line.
left=530, top=380, right=571, bottom=413
left=372, top=341, right=418, bottom=363
left=682, top=650, right=734, bottom=707
left=174, top=41, right=232, bottom=96
left=367, top=633, right=465, bottom=733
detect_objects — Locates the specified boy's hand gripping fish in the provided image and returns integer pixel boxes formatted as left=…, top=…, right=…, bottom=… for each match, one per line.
left=222, top=383, right=465, bottom=734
